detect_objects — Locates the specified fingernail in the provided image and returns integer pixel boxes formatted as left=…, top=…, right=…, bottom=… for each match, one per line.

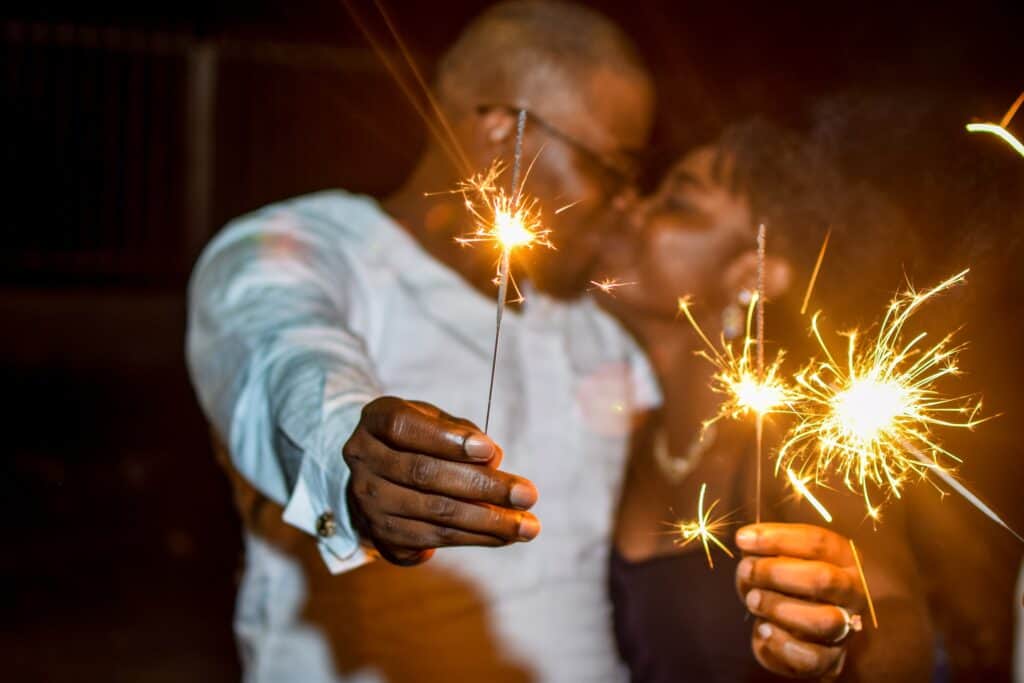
left=518, top=515, right=541, bottom=541
left=746, top=588, right=762, bottom=611
left=757, top=622, right=773, bottom=639
left=510, top=482, right=538, bottom=509
left=783, top=641, right=818, bottom=669
left=738, top=557, right=754, bottom=581
left=736, top=526, right=756, bottom=550
left=463, top=433, right=495, bottom=461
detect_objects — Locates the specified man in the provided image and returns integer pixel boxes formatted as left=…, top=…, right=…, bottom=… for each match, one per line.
left=187, top=2, right=656, bottom=680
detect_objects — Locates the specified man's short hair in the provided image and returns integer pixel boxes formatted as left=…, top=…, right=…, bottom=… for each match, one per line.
left=436, top=1, right=649, bottom=114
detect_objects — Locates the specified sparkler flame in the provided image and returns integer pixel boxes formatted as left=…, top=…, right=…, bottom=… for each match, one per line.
left=777, top=269, right=986, bottom=516
left=677, top=294, right=793, bottom=430
left=674, top=483, right=735, bottom=569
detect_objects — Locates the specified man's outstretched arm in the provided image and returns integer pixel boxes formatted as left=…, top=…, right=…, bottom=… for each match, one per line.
left=187, top=204, right=538, bottom=570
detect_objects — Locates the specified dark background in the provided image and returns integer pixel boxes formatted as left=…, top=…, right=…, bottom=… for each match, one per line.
left=2, top=1, right=1022, bottom=680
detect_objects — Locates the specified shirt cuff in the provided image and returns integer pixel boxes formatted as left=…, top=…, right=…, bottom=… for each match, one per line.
left=282, top=452, right=374, bottom=574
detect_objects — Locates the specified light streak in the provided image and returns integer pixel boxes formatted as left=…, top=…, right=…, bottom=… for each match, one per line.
left=776, top=269, right=986, bottom=516
left=673, top=483, right=734, bottom=569
left=848, top=539, right=878, bottom=629
left=786, top=467, right=832, bottom=523
left=1000, top=91, right=1024, bottom=128
left=904, top=442, right=1024, bottom=544
left=966, top=123, right=1024, bottom=159
left=800, top=229, right=832, bottom=316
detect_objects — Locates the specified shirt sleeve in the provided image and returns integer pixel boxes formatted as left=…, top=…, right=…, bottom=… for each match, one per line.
left=186, top=206, right=382, bottom=573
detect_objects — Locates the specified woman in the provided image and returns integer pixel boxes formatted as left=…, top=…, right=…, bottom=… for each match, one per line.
left=599, top=121, right=934, bottom=681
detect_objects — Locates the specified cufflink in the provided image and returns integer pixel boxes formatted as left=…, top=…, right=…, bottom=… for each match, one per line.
left=316, top=511, right=337, bottom=537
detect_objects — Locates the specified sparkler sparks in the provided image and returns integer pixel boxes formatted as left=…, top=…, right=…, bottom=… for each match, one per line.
left=453, top=159, right=552, bottom=279
left=677, top=294, right=792, bottom=430
left=588, top=278, right=636, bottom=296
left=776, top=269, right=985, bottom=516
left=674, top=483, right=734, bottom=569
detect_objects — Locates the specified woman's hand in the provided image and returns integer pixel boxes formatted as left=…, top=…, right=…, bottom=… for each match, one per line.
left=735, top=523, right=866, bottom=679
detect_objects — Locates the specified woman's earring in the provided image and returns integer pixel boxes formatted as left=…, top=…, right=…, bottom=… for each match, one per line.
left=722, top=289, right=753, bottom=341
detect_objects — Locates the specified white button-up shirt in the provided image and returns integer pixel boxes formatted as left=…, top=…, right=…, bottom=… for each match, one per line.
left=187, top=190, right=658, bottom=682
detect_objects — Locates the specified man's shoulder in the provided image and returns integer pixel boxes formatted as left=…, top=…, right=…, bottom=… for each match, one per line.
left=232, top=190, right=390, bottom=244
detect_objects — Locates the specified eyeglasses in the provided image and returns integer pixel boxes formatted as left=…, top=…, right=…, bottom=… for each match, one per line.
left=476, top=104, right=641, bottom=193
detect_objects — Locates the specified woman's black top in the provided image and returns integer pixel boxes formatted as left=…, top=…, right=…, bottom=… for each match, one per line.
left=610, top=547, right=785, bottom=683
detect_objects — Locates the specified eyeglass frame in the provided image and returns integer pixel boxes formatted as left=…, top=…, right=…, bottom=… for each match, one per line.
left=476, top=104, right=643, bottom=193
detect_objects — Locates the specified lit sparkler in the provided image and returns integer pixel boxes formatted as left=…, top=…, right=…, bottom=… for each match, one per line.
left=676, top=294, right=792, bottom=431
left=453, top=110, right=553, bottom=432
left=674, top=483, right=734, bottom=569
left=776, top=269, right=986, bottom=518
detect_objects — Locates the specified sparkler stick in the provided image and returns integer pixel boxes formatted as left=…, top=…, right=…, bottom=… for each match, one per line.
left=755, top=224, right=767, bottom=523
left=483, top=109, right=528, bottom=433
left=674, top=482, right=734, bottom=569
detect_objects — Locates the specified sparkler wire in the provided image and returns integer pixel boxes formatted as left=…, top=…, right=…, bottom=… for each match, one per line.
left=755, top=224, right=766, bottom=524
left=483, top=109, right=528, bottom=433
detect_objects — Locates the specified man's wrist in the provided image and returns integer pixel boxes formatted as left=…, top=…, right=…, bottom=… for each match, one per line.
left=344, top=478, right=427, bottom=565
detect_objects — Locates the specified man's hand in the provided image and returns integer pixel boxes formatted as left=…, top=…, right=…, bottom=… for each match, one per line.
left=343, top=396, right=540, bottom=566
left=735, top=523, right=866, bottom=679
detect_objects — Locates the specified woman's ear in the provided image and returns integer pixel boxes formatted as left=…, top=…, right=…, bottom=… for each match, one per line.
left=721, top=252, right=793, bottom=302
